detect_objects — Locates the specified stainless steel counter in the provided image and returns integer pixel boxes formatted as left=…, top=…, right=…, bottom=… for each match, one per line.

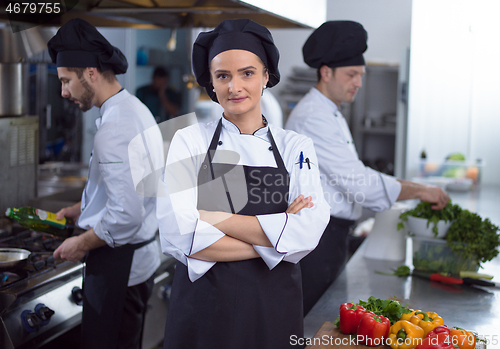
left=304, top=184, right=500, bottom=348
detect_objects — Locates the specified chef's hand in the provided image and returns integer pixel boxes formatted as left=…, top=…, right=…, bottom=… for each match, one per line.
left=419, top=185, right=450, bottom=210
left=398, top=180, right=450, bottom=210
left=53, top=228, right=106, bottom=262
left=286, top=194, right=314, bottom=214
left=53, top=236, right=87, bottom=262
left=56, top=202, right=81, bottom=221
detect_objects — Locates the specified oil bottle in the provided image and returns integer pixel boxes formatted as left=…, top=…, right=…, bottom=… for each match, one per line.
left=5, top=207, right=74, bottom=238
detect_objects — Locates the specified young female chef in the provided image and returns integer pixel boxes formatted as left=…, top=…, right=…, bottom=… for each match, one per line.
left=157, top=19, right=330, bottom=348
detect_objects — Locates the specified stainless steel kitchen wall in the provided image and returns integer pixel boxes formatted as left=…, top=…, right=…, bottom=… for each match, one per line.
left=0, top=116, right=39, bottom=215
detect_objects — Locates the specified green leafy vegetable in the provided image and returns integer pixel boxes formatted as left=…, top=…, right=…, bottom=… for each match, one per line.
left=445, top=210, right=500, bottom=266
left=374, top=265, right=411, bottom=277
left=398, top=201, right=462, bottom=237
left=334, top=296, right=412, bottom=327
left=357, top=296, right=412, bottom=325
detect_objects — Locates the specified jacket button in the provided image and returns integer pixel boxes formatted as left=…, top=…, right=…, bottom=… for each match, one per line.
left=218, top=141, right=223, bottom=145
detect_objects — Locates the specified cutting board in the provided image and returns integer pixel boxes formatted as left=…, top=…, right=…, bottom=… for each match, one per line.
left=305, top=322, right=391, bottom=349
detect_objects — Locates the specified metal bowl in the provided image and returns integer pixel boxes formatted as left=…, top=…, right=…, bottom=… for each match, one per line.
left=0, top=248, right=31, bottom=270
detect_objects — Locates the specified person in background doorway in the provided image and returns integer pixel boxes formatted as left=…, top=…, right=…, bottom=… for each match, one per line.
left=48, top=18, right=163, bottom=349
left=285, top=20, right=450, bottom=315
left=157, top=18, right=330, bottom=348
left=136, top=66, right=182, bottom=123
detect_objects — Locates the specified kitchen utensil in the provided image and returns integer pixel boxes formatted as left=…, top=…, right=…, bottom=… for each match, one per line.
left=459, top=271, right=494, bottom=280
left=0, top=248, right=31, bottom=271
left=462, top=278, right=500, bottom=289
left=406, top=215, right=452, bottom=238
left=411, top=270, right=464, bottom=285
left=413, top=270, right=500, bottom=289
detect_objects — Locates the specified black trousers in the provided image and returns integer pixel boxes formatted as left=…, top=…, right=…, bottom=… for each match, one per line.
left=300, top=216, right=354, bottom=316
left=116, top=275, right=155, bottom=349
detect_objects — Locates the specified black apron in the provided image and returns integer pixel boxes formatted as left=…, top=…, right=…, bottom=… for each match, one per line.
left=164, top=119, right=303, bottom=349
left=81, top=236, right=155, bottom=349
left=300, top=216, right=354, bottom=315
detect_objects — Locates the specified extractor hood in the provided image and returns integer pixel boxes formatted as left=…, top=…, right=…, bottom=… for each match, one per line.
left=0, top=0, right=325, bottom=29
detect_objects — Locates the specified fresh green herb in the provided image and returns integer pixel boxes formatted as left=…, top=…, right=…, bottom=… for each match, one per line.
left=398, top=201, right=462, bottom=237
left=374, top=265, right=411, bottom=277
left=357, top=296, right=411, bottom=325
left=333, top=316, right=340, bottom=327
left=333, top=296, right=411, bottom=328
left=445, top=210, right=500, bottom=266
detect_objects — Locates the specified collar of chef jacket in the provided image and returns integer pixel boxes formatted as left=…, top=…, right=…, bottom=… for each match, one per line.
left=95, top=88, right=128, bottom=129
left=220, top=114, right=269, bottom=137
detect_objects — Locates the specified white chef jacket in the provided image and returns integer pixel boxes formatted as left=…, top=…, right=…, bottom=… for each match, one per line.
left=285, top=87, right=401, bottom=221
left=78, top=89, right=162, bottom=287
left=157, top=116, right=331, bottom=282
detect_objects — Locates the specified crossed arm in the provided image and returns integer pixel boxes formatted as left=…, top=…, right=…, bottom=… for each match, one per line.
left=190, top=195, right=313, bottom=262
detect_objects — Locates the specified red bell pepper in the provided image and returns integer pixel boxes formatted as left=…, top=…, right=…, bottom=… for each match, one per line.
left=339, top=303, right=366, bottom=335
left=426, top=325, right=451, bottom=338
left=356, top=312, right=391, bottom=347
left=416, top=325, right=454, bottom=349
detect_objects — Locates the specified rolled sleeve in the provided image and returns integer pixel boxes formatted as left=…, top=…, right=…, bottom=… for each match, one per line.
left=252, top=245, right=285, bottom=269
left=93, top=221, right=116, bottom=247
left=186, top=257, right=216, bottom=282
left=380, top=172, right=402, bottom=207
left=256, top=212, right=288, bottom=251
left=190, top=219, right=225, bottom=255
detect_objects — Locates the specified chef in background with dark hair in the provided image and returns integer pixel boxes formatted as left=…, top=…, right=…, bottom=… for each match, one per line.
left=286, top=20, right=449, bottom=315
left=48, top=18, right=163, bottom=349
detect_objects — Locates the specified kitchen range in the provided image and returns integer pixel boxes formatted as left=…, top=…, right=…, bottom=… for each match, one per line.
left=0, top=222, right=83, bottom=349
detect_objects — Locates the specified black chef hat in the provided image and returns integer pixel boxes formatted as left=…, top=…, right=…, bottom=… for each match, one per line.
left=47, top=18, right=128, bottom=75
left=192, top=19, right=280, bottom=103
left=303, top=21, right=367, bottom=69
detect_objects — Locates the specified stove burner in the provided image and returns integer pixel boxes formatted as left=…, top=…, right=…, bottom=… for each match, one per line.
left=0, top=228, right=64, bottom=252
left=0, top=225, right=69, bottom=292
left=0, top=271, right=22, bottom=288
left=0, top=221, right=84, bottom=349
left=0, top=252, right=62, bottom=291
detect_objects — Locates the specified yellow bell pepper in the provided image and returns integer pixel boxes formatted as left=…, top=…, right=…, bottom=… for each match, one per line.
left=399, top=309, right=444, bottom=336
left=409, top=310, right=444, bottom=335
left=399, top=309, right=415, bottom=322
left=388, top=320, right=425, bottom=349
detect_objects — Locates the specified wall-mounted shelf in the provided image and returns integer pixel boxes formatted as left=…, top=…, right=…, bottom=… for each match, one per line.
left=350, top=64, right=400, bottom=175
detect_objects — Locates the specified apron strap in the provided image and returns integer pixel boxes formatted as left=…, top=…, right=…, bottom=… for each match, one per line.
left=205, top=118, right=223, bottom=180
left=267, top=128, right=286, bottom=170
left=127, top=235, right=156, bottom=250
left=202, top=118, right=236, bottom=213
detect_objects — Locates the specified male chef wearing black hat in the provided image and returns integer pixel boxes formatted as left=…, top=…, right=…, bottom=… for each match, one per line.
left=286, top=21, right=450, bottom=315
left=48, top=18, right=163, bottom=349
